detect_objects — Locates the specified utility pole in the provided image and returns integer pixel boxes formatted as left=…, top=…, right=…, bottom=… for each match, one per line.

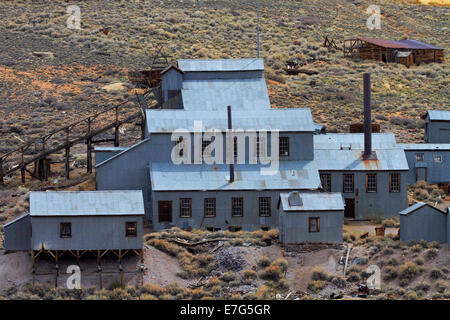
left=257, top=0, right=260, bottom=58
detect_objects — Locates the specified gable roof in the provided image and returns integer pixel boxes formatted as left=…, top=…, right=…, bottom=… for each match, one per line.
left=146, top=108, right=315, bottom=133
left=399, top=202, right=447, bottom=215
left=150, top=161, right=320, bottom=191
left=279, top=192, right=345, bottom=212
left=160, top=64, right=184, bottom=75
left=30, top=191, right=145, bottom=217
left=177, top=58, right=264, bottom=72
left=426, top=110, right=450, bottom=122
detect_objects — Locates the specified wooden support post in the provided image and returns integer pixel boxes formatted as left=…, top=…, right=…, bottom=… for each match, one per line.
left=97, top=250, right=102, bottom=290
left=55, top=251, right=59, bottom=288
left=87, top=138, right=92, bottom=174
left=76, top=250, right=80, bottom=265
left=20, top=147, right=25, bottom=183
left=65, top=146, right=70, bottom=180
left=114, top=125, right=120, bottom=147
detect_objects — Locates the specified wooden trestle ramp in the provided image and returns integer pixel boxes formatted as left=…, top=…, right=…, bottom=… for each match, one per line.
left=0, top=92, right=155, bottom=185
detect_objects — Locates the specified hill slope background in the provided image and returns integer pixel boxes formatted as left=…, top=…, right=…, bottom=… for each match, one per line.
left=0, top=0, right=448, bottom=155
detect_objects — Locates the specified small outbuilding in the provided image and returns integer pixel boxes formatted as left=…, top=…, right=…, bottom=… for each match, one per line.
left=399, top=202, right=448, bottom=244
left=278, top=192, right=345, bottom=244
left=3, top=190, right=145, bottom=265
left=423, top=110, right=450, bottom=144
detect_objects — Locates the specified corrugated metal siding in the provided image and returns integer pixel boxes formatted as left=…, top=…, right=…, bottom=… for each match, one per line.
left=279, top=209, right=343, bottom=244
left=400, top=205, right=447, bottom=243
left=30, top=191, right=145, bottom=216
left=178, top=58, right=264, bottom=72
left=31, top=215, right=143, bottom=250
left=402, top=149, right=450, bottom=185
left=4, top=214, right=31, bottom=251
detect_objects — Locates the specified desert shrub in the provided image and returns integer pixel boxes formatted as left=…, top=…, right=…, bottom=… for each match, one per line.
left=257, top=256, right=271, bottom=268
left=141, top=283, right=165, bottom=297
left=410, top=244, right=422, bottom=253
left=382, top=219, right=398, bottom=228
left=430, top=268, right=444, bottom=279
left=331, top=276, right=346, bottom=288
left=429, top=241, right=440, bottom=249
left=382, top=248, right=394, bottom=255
left=399, top=262, right=419, bottom=281
left=346, top=272, right=360, bottom=283
left=425, top=248, right=438, bottom=260
left=414, top=257, right=424, bottom=265
left=383, top=266, right=398, bottom=281
left=307, top=280, right=327, bottom=293
left=259, top=265, right=283, bottom=282
left=254, top=285, right=272, bottom=299
left=311, top=268, right=331, bottom=281
left=415, top=283, right=430, bottom=292
left=242, top=269, right=258, bottom=281
left=148, top=239, right=183, bottom=257
left=271, top=258, right=288, bottom=273
left=387, top=258, right=399, bottom=266
left=191, top=288, right=206, bottom=300
left=139, top=294, right=158, bottom=300
left=221, top=271, right=237, bottom=283
left=406, top=291, right=418, bottom=300
left=435, top=281, right=447, bottom=293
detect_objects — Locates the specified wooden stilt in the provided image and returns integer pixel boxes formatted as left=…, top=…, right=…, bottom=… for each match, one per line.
left=87, top=138, right=92, bottom=174
left=114, top=126, right=120, bottom=147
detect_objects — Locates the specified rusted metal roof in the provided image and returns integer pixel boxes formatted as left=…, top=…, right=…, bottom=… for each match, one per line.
left=359, top=38, right=443, bottom=50
left=150, top=161, right=320, bottom=191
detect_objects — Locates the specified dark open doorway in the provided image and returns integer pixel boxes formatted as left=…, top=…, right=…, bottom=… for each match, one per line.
left=158, top=200, right=172, bottom=223
left=344, top=198, right=355, bottom=218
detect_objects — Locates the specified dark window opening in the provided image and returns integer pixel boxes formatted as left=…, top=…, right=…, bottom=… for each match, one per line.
left=206, top=227, right=221, bottom=232
left=158, top=201, right=172, bottom=223
left=259, top=197, right=271, bottom=217
left=180, top=198, right=192, bottom=218
left=389, top=173, right=401, bottom=193
left=366, top=173, right=377, bottom=193
left=308, top=218, right=320, bottom=233
left=232, top=197, right=244, bottom=217
left=279, top=137, right=290, bottom=156
left=228, top=226, right=242, bottom=232
left=204, top=198, right=216, bottom=217
left=126, top=222, right=137, bottom=237
left=320, top=173, right=331, bottom=192
left=343, top=174, right=354, bottom=193
left=60, top=222, right=72, bottom=238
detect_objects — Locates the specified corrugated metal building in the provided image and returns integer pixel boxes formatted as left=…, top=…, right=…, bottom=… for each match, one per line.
left=400, top=202, right=448, bottom=244
left=278, top=192, right=344, bottom=244
left=3, top=191, right=145, bottom=252
left=314, top=133, right=409, bottom=220
left=150, top=162, right=320, bottom=231
left=399, top=143, right=450, bottom=187
left=424, top=110, right=450, bottom=144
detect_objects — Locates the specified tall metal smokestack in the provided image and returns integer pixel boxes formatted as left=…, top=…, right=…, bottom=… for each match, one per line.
left=227, top=105, right=235, bottom=182
left=257, top=0, right=260, bottom=58
left=363, top=73, right=376, bottom=160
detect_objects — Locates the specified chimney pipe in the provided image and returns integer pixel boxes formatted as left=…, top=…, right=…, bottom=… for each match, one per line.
left=363, top=73, right=376, bottom=160
left=227, top=105, right=235, bottom=182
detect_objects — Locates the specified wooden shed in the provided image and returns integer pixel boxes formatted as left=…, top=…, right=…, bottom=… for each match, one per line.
left=344, top=38, right=444, bottom=67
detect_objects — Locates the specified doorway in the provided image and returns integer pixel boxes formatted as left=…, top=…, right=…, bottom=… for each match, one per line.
left=416, top=168, right=427, bottom=182
left=382, top=53, right=387, bottom=63
left=158, top=201, right=172, bottom=223
left=344, top=198, right=355, bottom=219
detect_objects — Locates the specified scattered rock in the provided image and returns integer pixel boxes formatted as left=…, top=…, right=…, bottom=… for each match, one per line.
left=102, top=82, right=128, bottom=93
left=214, top=246, right=246, bottom=273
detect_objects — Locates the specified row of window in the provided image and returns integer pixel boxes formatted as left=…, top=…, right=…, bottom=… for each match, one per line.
left=415, top=153, right=442, bottom=163
left=175, top=137, right=291, bottom=158
left=59, top=222, right=137, bottom=238
left=204, top=217, right=320, bottom=233
left=320, top=173, right=401, bottom=193
left=173, top=197, right=272, bottom=219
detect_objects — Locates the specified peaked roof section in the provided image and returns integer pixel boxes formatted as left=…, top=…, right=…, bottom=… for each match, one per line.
left=150, top=161, right=321, bottom=191
left=177, top=58, right=264, bottom=72
left=313, top=133, right=409, bottom=171
left=146, top=108, right=315, bottom=133
left=360, top=38, right=443, bottom=50
left=30, top=191, right=145, bottom=216
left=399, top=202, right=447, bottom=215
left=426, top=110, right=450, bottom=121
left=279, top=192, right=344, bottom=212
